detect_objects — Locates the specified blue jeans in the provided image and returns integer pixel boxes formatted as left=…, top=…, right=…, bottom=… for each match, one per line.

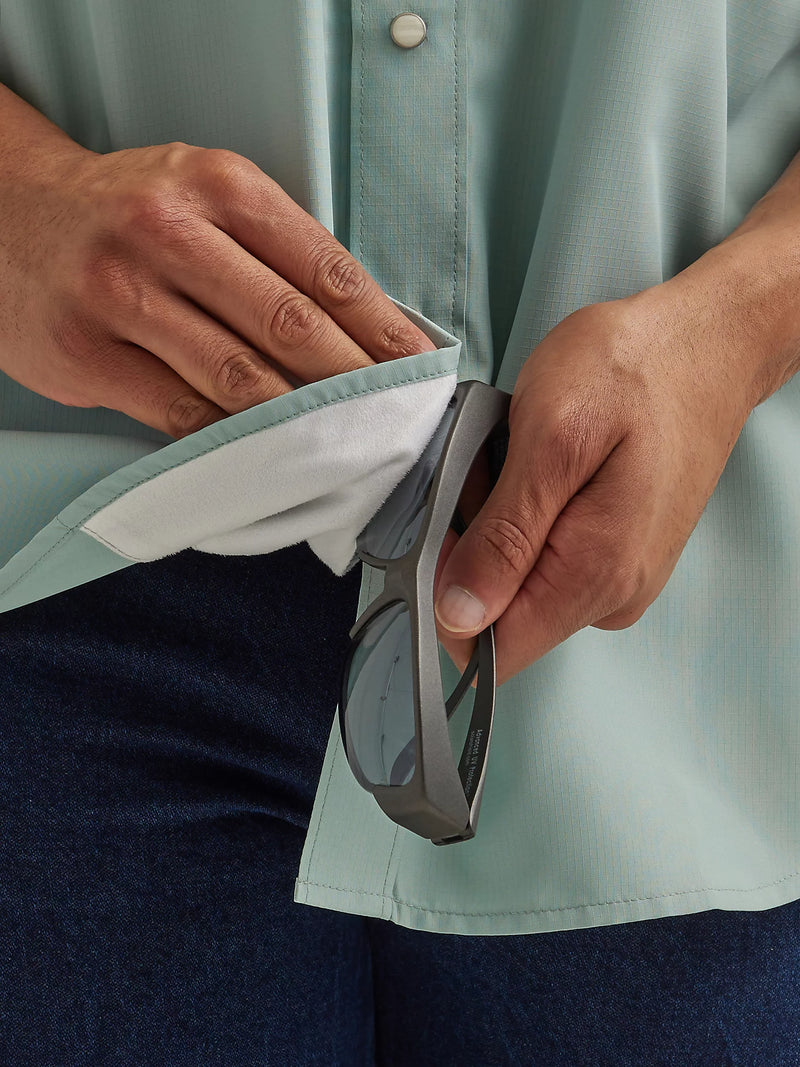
left=0, top=544, right=797, bottom=1066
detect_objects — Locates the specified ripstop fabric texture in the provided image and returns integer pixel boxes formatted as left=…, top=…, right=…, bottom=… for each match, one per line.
left=0, top=0, right=799, bottom=934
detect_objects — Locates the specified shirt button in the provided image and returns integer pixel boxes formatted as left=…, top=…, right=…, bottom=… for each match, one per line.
left=389, top=13, right=427, bottom=49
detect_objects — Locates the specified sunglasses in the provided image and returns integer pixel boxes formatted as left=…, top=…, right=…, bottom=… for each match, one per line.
left=338, top=379, right=511, bottom=845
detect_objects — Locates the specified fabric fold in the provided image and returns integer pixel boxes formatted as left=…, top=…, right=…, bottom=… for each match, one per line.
left=0, top=302, right=461, bottom=611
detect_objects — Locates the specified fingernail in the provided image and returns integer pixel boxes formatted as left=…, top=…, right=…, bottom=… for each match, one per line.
left=435, top=586, right=486, bottom=633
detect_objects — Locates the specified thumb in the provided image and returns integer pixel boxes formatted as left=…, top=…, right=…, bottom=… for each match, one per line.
left=433, top=436, right=546, bottom=636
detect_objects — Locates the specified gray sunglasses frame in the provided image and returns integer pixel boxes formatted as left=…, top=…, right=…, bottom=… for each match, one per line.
left=338, top=378, right=511, bottom=845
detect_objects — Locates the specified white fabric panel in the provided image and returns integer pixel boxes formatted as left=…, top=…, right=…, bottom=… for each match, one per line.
left=81, top=373, right=458, bottom=575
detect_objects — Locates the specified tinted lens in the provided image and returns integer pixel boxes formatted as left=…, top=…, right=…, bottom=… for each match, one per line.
left=343, top=602, right=416, bottom=787
left=342, top=602, right=476, bottom=789
left=357, top=399, right=457, bottom=561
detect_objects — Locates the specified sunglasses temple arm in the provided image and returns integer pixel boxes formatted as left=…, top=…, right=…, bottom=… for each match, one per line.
left=456, top=625, right=496, bottom=805
left=388, top=640, right=480, bottom=785
left=444, top=641, right=480, bottom=717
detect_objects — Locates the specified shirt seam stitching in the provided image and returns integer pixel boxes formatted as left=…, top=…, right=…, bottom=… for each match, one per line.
left=358, top=0, right=365, bottom=261
left=295, top=865, right=800, bottom=918
left=0, top=521, right=77, bottom=600
left=0, top=367, right=456, bottom=599
left=303, top=737, right=341, bottom=876
left=70, top=366, right=454, bottom=526
left=451, top=0, right=459, bottom=335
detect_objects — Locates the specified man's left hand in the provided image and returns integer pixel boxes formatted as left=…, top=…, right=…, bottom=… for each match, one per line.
left=432, top=250, right=779, bottom=686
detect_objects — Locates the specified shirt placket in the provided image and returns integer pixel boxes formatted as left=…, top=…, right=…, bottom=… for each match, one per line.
left=350, top=1, right=467, bottom=350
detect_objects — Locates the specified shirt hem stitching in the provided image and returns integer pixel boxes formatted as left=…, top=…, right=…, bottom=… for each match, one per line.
left=295, top=865, right=800, bottom=918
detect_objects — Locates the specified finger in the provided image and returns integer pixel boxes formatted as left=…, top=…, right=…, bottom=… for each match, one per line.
left=433, top=398, right=620, bottom=638
left=429, top=457, right=493, bottom=683
left=200, top=159, right=434, bottom=360
left=126, top=290, right=294, bottom=413
left=164, top=223, right=380, bottom=381
left=456, top=448, right=491, bottom=526
left=434, top=527, right=476, bottom=675
left=80, top=338, right=228, bottom=438
left=490, top=447, right=645, bottom=685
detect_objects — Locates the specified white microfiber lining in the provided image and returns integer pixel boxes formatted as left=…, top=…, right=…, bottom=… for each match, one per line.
left=81, top=373, right=457, bottom=574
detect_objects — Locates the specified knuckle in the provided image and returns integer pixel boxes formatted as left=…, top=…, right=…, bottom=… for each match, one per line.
left=194, top=148, right=258, bottom=198
left=374, top=319, right=428, bottom=359
left=116, top=184, right=190, bottom=242
left=475, top=512, right=535, bottom=574
left=160, top=140, right=194, bottom=163
left=209, top=350, right=269, bottom=400
left=266, top=293, right=322, bottom=349
left=165, top=393, right=218, bottom=438
left=312, top=245, right=368, bottom=306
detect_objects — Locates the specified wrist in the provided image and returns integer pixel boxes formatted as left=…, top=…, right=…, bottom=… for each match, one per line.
left=0, top=83, right=90, bottom=186
left=649, top=220, right=800, bottom=413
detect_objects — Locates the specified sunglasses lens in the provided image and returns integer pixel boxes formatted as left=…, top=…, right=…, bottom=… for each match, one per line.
left=356, top=400, right=457, bottom=561
left=342, top=602, right=477, bottom=790
left=343, top=602, right=416, bottom=787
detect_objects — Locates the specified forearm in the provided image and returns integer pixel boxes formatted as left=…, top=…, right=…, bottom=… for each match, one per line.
left=644, top=151, right=800, bottom=414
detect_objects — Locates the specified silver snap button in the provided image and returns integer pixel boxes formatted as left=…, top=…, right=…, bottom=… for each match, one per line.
left=389, top=13, right=427, bottom=49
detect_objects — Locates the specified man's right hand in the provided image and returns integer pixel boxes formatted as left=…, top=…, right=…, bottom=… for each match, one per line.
left=0, top=90, right=432, bottom=438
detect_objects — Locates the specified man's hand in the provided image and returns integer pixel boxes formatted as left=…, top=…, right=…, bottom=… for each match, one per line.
left=0, top=87, right=432, bottom=438
left=432, top=218, right=800, bottom=686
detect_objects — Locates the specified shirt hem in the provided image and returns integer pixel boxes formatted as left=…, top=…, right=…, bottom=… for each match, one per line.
left=293, top=869, right=800, bottom=936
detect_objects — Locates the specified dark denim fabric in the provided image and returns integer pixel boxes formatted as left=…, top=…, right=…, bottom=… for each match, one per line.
left=0, top=544, right=797, bottom=1066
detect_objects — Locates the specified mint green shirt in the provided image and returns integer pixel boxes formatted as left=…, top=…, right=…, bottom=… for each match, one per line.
left=2, top=1, right=800, bottom=934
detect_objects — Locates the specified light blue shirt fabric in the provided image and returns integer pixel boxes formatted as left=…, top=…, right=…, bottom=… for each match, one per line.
left=1, top=0, right=800, bottom=934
